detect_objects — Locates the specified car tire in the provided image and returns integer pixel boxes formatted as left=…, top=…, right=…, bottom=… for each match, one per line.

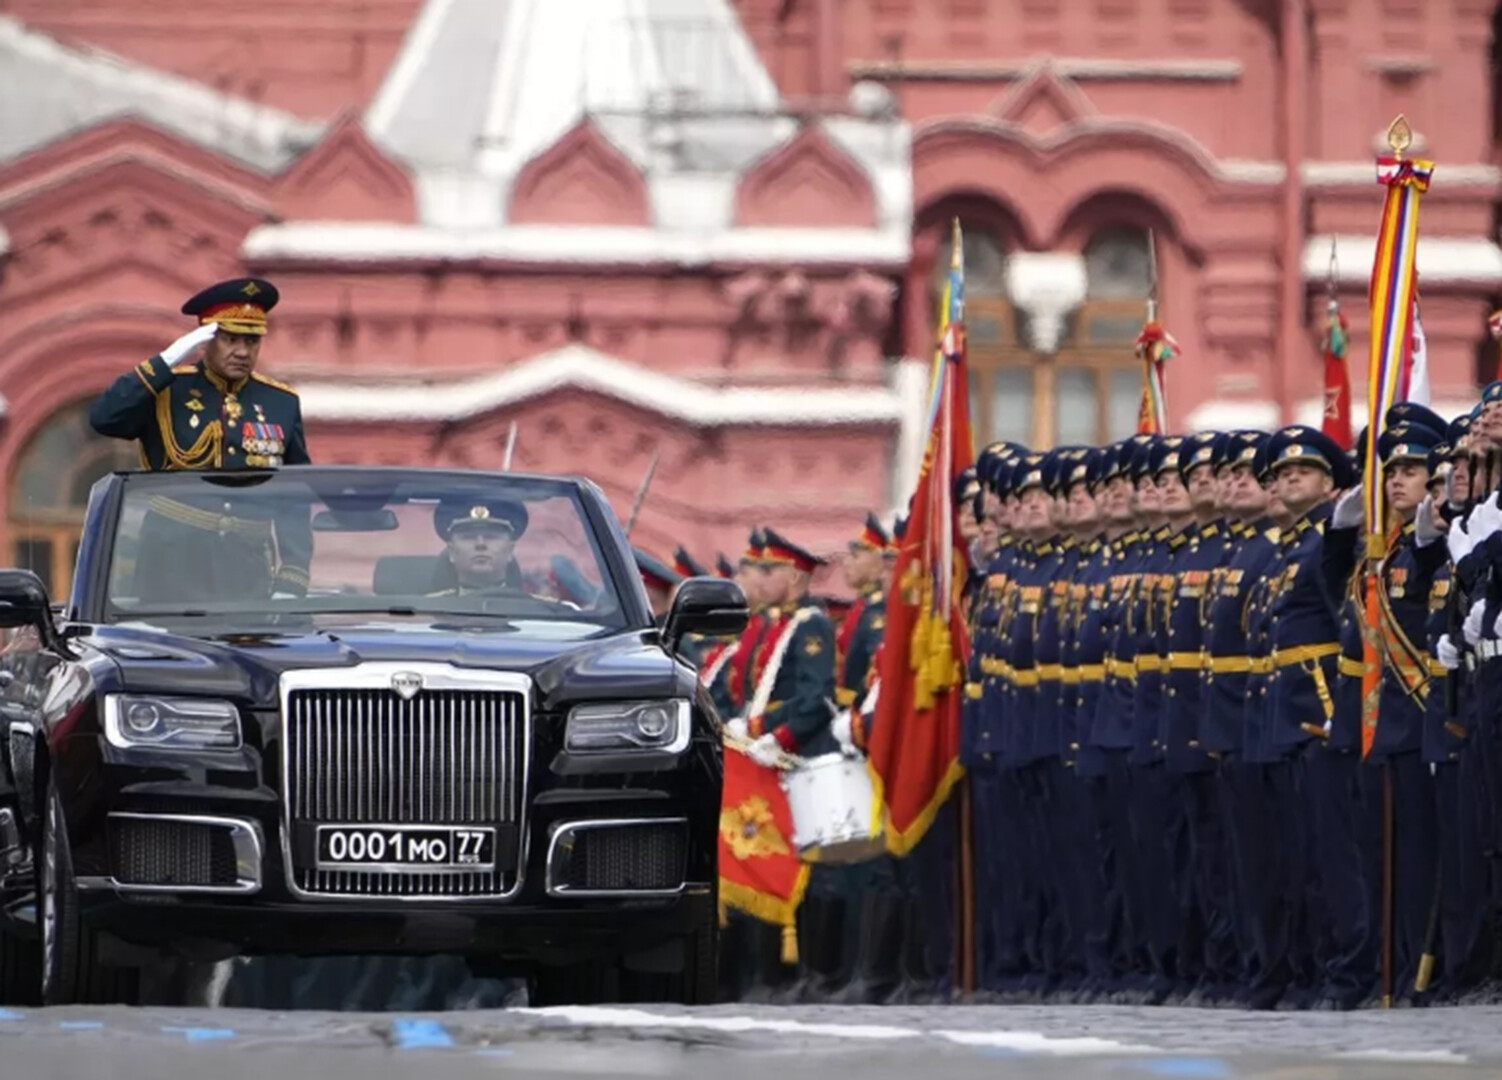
left=669, top=892, right=719, bottom=1005
left=36, top=778, right=137, bottom=1006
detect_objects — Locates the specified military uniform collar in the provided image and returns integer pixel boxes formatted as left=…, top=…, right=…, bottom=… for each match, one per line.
left=199, top=360, right=249, bottom=396
left=1152, top=525, right=1173, bottom=542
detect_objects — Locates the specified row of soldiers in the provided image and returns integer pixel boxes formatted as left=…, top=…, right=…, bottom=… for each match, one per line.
left=686, top=382, right=1502, bottom=1010
left=941, top=392, right=1502, bottom=1010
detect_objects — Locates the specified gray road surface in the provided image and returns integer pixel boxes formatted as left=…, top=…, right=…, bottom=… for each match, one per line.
left=5, top=1002, right=1502, bottom=1079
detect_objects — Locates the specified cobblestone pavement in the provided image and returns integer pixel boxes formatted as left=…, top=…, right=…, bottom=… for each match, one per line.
left=5, top=1002, right=1502, bottom=1079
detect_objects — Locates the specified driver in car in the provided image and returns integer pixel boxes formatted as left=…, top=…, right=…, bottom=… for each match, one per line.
left=428, top=497, right=530, bottom=595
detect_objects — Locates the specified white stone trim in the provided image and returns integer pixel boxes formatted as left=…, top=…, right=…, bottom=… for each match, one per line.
left=1302, top=235, right=1502, bottom=286
left=1292, top=395, right=1477, bottom=432
left=1302, top=162, right=1500, bottom=188
left=295, top=342, right=904, bottom=426
left=849, top=58, right=1244, bottom=82
left=1004, top=253, right=1087, bottom=354
left=242, top=222, right=911, bottom=266
left=1183, top=399, right=1282, bottom=433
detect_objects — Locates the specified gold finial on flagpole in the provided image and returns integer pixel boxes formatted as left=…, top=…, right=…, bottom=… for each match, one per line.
left=950, top=217, right=963, bottom=271
left=1386, top=115, right=1413, bottom=160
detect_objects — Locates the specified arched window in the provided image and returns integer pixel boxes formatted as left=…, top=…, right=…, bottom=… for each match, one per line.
left=8, top=400, right=140, bottom=597
left=1047, top=225, right=1154, bottom=446
left=928, top=224, right=1032, bottom=445
left=940, top=220, right=1154, bottom=448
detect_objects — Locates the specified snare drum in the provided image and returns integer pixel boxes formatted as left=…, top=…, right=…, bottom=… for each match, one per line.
left=779, top=752, right=885, bottom=865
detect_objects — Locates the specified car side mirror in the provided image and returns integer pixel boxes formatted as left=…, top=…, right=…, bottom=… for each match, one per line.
left=0, top=570, right=51, bottom=631
left=662, top=577, right=749, bottom=655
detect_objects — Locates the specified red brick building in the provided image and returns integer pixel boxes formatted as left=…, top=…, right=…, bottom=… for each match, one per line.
left=2, top=0, right=1500, bottom=596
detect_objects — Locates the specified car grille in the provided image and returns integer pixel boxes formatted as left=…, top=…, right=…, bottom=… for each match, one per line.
left=285, top=687, right=526, bottom=898
left=558, top=821, right=687, bottom=893
left=109, top=818, right=240, bottom=889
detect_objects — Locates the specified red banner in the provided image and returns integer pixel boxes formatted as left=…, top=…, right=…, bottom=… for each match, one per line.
left=1321, top=304, right=1352, bottom=449
left=718, top=740, right=809, bottom=963
left=865, top=222, right=974, bottom=857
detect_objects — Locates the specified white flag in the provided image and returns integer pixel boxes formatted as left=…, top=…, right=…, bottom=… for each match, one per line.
left=1407, top=301, right=1431, bottom=407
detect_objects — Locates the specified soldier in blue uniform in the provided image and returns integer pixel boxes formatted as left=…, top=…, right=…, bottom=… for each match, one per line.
left=1328, top=408, right=1448, bottom=1005
left=1421, top=428, right=1494, bottom=999
left=1160, top=431, right=1237, bottom=1002
left=1244, top=425, right=1351, bottom=1009
left=1200, top=430, right=1280, bottom=1004
left=88, top=278, right=312, bottom=602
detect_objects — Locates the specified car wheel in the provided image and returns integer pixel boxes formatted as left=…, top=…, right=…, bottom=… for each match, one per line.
left=36, top=778, right=136, bottom=1006
left=674, top=893, right=719, bottom=1005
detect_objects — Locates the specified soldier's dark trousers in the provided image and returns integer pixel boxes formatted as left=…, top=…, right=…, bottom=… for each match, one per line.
left=1183, top=768, right=1237, bottom=998
left=1076, top=765, right=1124, bottom=995
left=1101, top=750, right=1147, bottom=991
left=1046, top=761, right=1099, bottom=993
left=1473, top=659, right=1502, bottom=910
left=904, top=797, right=957, bottom=996
left=1022, top=759, right=1072, bottom=991
left=1127, top=761, right=1179, bottom=998
left=970, top=767, right=1010, bottom=991
left=996, top=767, right=1040, bottom=991
left=1360, top=751, right=1436, bottom=1002
left=1244, top=759, right=1304, bottom=1009
left=1435, top=757, right=1493, bottom=996
left=1217, top=756, right=1261, bottom=1002
left=1304, top=744, right=1377, bottom=1009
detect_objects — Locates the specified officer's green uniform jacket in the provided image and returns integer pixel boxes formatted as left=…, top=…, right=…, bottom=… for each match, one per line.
left=762, top=595, right=838, bottom=756
left=89, top=356, right=313, bottom=597
left=837, top=585, right=886, bottom=708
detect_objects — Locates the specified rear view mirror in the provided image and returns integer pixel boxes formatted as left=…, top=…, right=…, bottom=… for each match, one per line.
left=312, top=509, right=400, bottom=532
left=0, top=570, right=50, bottom=630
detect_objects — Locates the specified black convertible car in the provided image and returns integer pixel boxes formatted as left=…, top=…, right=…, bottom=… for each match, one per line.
left=0, top=466, right=746, bottom=1006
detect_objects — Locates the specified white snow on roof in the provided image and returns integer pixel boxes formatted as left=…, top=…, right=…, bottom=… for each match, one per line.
left=295, top=342, right=905, bottom=426
left=0, top=15, right=323, bottom=172
left=346, top=0, right=910, bottom=258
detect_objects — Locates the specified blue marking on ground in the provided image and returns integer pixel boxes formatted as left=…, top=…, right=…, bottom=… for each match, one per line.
left=473, top=1048, right=514, bottom=1058
left=59, top=1021, right=104, bottom=1030
left=161, top=1026, right=237, bottom=1043
left=1125, top=1058, right=1232, bottom=1079
left=391, top=1018, right=455, bottom=1050
left=0, top=1009, right=21, bottom=1021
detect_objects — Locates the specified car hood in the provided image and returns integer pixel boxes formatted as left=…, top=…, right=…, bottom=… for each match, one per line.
left=82, top=621, right=681, bottom=708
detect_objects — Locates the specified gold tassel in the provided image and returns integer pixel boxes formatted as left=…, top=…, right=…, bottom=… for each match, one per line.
left=781, top=923, right=798, bottom=965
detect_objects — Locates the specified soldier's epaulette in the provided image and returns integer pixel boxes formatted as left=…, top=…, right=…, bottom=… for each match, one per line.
left=170, top=363, right=198, bottom=375
left=252, top=372, right=299, bottom=395
left=1264, top=527, right=1281, bottom=543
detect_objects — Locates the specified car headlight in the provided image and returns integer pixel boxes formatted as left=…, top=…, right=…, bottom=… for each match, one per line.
left=564, top=699, right=690, bottom=754
left=103, top=695, right=243, bottom=751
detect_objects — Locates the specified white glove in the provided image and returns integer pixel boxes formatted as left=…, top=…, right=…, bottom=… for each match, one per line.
left=1415, top=495, right=1444, bottom=548
left=831, top=709, right=856, bottom=755
left=1332, top=486, right=1364, bottom=530
left=1437, top=634, right=1461, bottom=671
left=1464, top=598, right=1488, bottom=646
left=1468, top=491, right=1502, bottom=537
left=159, top=322, right=220, bottom=366
left=1449, top=516, right=1477, bottom=563
left=747, top=733, right=782, bottom=768
left=724, top=717, right=748, bottom=741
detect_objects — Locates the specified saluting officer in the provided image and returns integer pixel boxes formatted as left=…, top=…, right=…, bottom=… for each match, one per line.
left=91, top=278, right=309, bottom=470
left=88, top=278, right=312, bottom=601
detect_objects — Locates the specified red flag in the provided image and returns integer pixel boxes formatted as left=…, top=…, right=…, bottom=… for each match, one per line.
left=1489, top=308, right=1502, bottom=381
left=1321, top=300, right=1352, bottom=449
left=865, top=219, right=974, bottom=857
left=717, top=741, right=809, bottom=963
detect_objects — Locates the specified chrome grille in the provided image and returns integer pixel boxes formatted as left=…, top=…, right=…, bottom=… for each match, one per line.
left=285, top=686, right=526, bottom=898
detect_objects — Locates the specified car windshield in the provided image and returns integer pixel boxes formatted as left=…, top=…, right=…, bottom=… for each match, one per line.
left=102, top=468, right=629, bottom=634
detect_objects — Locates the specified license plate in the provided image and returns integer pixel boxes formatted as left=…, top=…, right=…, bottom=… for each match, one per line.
left=314, top=825, right=495, bottom=870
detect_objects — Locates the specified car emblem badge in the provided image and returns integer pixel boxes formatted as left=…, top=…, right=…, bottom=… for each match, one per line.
left=391, top=672, right=423, bottom=700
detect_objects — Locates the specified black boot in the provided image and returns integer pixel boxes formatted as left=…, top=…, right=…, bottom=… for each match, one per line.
left=775, top=893, right=848, bottom=1002
left=885, top=896, right=941, bottom=1004
left=830, top=890, right=904, bottom=1004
